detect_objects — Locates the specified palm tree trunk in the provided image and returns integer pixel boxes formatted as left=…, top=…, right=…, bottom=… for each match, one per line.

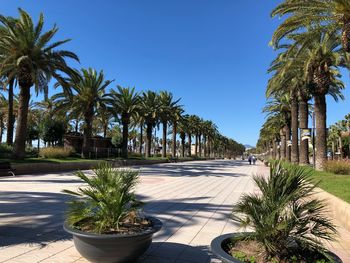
left=121, top=120, right=129, bottom=158
left=314, top=94, right=327, bottom=170
left=285, top=123, right=291, bottom=162
left=145, top=123, right=152, bottom=158
left=203, top=136, right=207, bottom=157
left=180, top=133, right=185, bottom=157
left=299, top=99, right=309, bottom=164
left=272, top=140, right=277, bottom=159
left=291, top=97, right=299, bottom=163
left=198, top=134, right=202, bottom=157
left=280, top=128, right=286, bottom=160
left=188, top=133, right=192, bottom=157
left=339, top=136, right=343, bottom=159
left=13, top=86, right=31, bottom=159
left=331, top=141, right=335, bottom=160
left=162, top=121, right=167, bottom=158
left=172, top=122, right=177, bottom=157
left=139, top=124, right=143, bottom=155
left=195, top=134, right=198, bottom=156
left=82, top=110, right=93, bottom=159
left=6, top=79, right=14, bottom=145
left=276, top=140, right=280, bottom=160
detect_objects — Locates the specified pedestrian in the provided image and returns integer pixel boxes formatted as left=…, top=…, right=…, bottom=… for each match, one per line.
left=252, top=155, right=257, bottom=165
left=248, top=155, right=252, bottom=165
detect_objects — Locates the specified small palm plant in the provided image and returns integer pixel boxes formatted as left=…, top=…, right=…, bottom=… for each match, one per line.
left=231, top=161, right=337, bottom=262
left=63, top=163, right=144, bottom=234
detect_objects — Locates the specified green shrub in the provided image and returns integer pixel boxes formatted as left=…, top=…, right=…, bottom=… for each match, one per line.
left=63, top=164, right=143, bottom=234
left=324, top=160, right=350, bottom=175
left=39, top=147, right=74, bottom=159
left=0, top=143, right=13, bottom=158
left=231, top=161, right=337, bottom=262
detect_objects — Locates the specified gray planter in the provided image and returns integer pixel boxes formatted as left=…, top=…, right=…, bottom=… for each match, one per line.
left=210, top=233, right=243, bottom=263
left=211, top=233, right=342, bottom=263
left=64, top=217, right=162, bottom=263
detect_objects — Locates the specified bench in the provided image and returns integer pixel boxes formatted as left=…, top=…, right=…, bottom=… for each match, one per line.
left=0, top=162, right=15, bottom=176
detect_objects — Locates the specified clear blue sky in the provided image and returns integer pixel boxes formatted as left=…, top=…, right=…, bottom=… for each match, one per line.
left=1, top=1, right=350, bottom=146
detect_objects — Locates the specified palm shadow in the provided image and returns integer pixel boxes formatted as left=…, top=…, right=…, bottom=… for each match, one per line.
left=0, top=191, right=72, bottom=247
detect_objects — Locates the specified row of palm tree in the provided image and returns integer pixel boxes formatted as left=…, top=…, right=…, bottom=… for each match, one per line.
left=327, top=113, right=350, bottom=159
left=257, top=0, right=350, bottom=170
left=0, top=9, right=245, bottom=160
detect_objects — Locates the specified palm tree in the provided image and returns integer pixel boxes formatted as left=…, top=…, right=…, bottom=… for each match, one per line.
left=263, top=94, right=291, bottom=161
left=110, top=86, right=140, bottom=158
left=95, top=105, right=113, bottom=138
left=186, top=115, right=199, bottom=157
left=178, top=114, right=189, bottom=157
left=267, top=47, right=306, bottom=163
left=170, top=106, right=184, bottom=157
left=131, top=112, right=145, bottom=156
left=2, top=77, right=15, bottom=145
left=188, top=115, right=201, bottom=156
left=271, top=0, right=350, bottom=52
left=0, top=9, right=79, bottom=158
left=158, top=91, right=181, bottom=158
left=0, top=93, right=7, bottom=143
left=139, top=91, right=159, bottom=158
left=54, top=68, right=112, bottom=158
left=328, top=123, right=345, bottom=159
left=291, top=29, right=345, bottom=170
left=202, top=120, right=217, bottom=158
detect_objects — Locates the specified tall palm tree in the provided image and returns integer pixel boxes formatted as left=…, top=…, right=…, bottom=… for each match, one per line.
left=110, top=86, right=140, bottom=158
left=189, top=115, right=201, bottom=156
left=131, top=112, right=145, bottom=156
left=187, top=115, right=199, bottom=157
left=0, top=93, right=7, bottom=143
left=292, top=29, right=345, bottom=170
left=54, top=68, right=112, bottom=158
left=139, top=91, right=159, bottom=158
left=178, top=114, right=189, bottom=157
left=2, top=78, right=15, bottom=145
left=263, top=94, right=291, bottom=161
left=158, top=91, right=181, bottom=158
left=271, top=0, right=350, bottom=52
left=202, top=120, right=217, bottom=158
left=0, top=9, right=79, bottom=158
left=267, top=46, right=306, bottom=163
left=170, top=106, right=184, bottom=157
left=95, top=105, right=113, bottom=138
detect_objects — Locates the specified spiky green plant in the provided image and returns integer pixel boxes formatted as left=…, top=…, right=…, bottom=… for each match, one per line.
left=232, top=161, right=337, bottom=261
left=63, top=163, right=142, bottom=234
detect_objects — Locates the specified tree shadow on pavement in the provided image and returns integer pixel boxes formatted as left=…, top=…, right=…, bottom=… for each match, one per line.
left=140, top=242, right=217, bottom=263
left=138, top=160, right=250, bottom=178
left=0, top=191, right=72, bottom=247
left=138, top=195, right=240, bottom=242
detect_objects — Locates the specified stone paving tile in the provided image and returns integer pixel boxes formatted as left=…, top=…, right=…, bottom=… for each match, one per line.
left=0, top=160, right=349, bottom=262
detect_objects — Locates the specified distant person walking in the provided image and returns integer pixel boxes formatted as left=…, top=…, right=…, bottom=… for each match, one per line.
left=252, top=155, right=257, bottom=165
left=248, top=155, right=252, bottom=165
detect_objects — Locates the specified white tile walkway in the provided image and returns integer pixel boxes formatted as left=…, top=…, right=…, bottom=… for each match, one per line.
left=0, top=160, right=348, bottom=262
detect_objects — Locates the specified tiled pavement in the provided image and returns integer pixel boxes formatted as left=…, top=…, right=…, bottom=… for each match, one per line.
left=0, top=160, right=349, bottom=263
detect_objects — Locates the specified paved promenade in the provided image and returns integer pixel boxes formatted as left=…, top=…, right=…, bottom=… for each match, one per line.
left=0, top=160, right=348, bottom=262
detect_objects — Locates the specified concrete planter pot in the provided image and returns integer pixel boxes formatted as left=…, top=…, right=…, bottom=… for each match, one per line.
left=210, top=233, right=244, bottom=263
left=211, top=233, right=342, bottom=263
left=64, top=217, right=162, bottom=263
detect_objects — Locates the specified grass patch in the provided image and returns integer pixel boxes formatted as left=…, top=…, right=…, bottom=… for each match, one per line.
left=313, top=170, right=350, bottom=203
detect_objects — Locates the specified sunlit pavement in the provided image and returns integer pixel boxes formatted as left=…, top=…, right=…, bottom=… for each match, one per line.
left=0, top=160, right=348, bottom=262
